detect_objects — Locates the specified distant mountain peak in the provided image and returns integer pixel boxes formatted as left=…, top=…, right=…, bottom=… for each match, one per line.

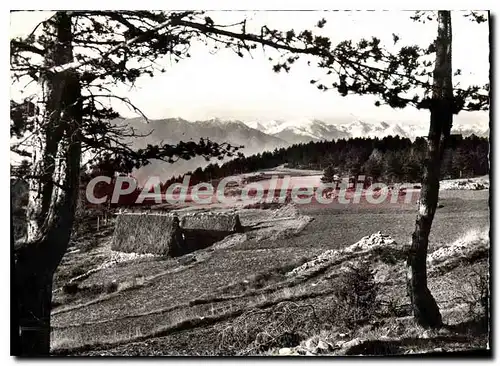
left=115, top=116, right=288, bottom=183
left=114, top=116, right=488, bottom=183
left=240, top=118, right=489, bottom=143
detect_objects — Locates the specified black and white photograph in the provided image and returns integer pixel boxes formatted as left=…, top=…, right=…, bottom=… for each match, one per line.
left=9, top=5, right=491, bottom=357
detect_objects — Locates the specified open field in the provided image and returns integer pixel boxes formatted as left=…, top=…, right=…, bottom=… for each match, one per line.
left=50, top=172, right=490, bottom=356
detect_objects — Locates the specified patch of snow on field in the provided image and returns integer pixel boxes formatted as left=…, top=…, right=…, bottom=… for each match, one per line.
left=343, top=231, right=398, bottom=253
left=440, top=177, right=489, bottom=191
left=287, top=232, right=401, bottom=277
left=428, top=229, right=489, bottom=268
left=69, top=247, right=157, bottom=283
left=109, top=250, right=156, bottom=263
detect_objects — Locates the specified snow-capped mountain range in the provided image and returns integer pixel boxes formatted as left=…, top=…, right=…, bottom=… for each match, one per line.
left=118, top=116, right=488, bottom=183
left=245, top=118, right=489, bottom=143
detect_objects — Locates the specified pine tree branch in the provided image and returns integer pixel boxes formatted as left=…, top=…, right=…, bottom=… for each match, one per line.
left=48, top=16, right=176, bottom=74
left=11, top=40, right=45, bottom=56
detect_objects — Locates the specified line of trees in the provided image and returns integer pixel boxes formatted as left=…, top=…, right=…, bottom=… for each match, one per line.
left=160, top=134, right=488, bottom=188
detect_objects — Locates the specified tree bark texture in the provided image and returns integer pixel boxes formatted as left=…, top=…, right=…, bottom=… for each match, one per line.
left=407, top=10, right=453, bottom=329
left=14, top=12, right=82, bottom=356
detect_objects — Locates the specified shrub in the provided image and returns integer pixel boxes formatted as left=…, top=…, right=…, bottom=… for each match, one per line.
left=461, top=266, right=489, bottom=323
left=62, top=281, right=119, bottom=297
left=329, top=261, right=379, bottom=329
left=105, top=281, right=119, bottom=294
left=216, top=302, right=314, bottom=354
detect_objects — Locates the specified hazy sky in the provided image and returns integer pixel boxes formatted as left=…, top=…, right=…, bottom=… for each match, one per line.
left=10, top=10, right=489, bottom=126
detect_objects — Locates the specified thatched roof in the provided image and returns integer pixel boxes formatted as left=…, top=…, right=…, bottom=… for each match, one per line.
left=180, top=212, right=243, bottom=233
left=112, top=212, right=184, bottom=256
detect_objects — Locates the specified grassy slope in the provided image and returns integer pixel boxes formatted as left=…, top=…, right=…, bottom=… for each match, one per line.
left=51, top=189, right=489, bottom=355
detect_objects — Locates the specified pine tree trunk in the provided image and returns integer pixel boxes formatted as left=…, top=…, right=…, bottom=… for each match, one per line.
left=13, top=12, right=82, bottom=356
left=407, top=11, right=453, bottom=328
left=11, top=198, right=21, bottom=355
left=14, top=256, right=53, bottom=355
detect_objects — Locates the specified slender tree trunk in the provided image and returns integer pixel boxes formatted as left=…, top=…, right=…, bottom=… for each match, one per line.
left=14, top=12, right=82, bottom=356
left=407, top=11, right=453, bottom=328
left=11, top=198, right=21, bottom=355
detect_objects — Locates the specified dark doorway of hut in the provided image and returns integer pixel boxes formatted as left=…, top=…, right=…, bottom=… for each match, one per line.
left=178, top=212, right=244, bottom=256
